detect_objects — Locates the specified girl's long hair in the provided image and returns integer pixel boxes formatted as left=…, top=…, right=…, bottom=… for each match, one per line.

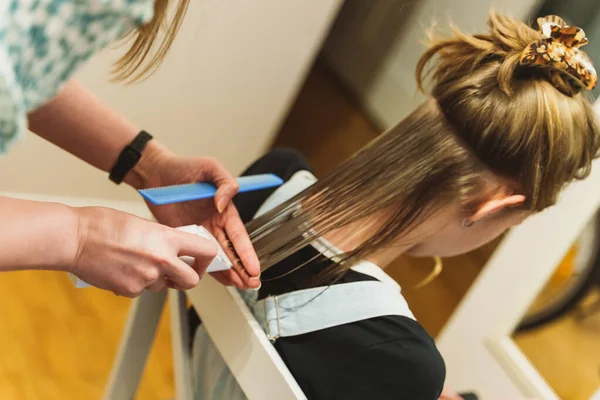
left=247, top=11, right=600, bottom=282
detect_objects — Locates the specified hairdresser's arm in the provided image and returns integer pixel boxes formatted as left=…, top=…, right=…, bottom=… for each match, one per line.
left=27, top=80, right=141, bottom=180
left=0, top=195, right=213, bottom=296
left=27, top=80, right=175, bottom=192
left=0, top=196, right=79, bottom=272
left=27, top=79, right=260, bottom=288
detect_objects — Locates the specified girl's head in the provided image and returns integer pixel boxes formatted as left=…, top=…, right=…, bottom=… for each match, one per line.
left=406, top=11, right=600, bottom=257
left=248, top=11, right=600, bottom=275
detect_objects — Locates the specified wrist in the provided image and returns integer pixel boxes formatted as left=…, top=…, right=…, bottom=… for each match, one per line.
left=69, top=206, right=102, bottom=276
left=123, top=140, right=174, bottom=190
left=48, top=204, right=82, bottom=273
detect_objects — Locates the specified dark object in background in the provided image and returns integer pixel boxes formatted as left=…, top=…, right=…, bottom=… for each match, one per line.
left=516, top=212, right=600, bottom=333
left=459, top=393, right=479, bottom=400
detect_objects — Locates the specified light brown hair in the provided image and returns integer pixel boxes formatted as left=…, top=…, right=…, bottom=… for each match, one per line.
left=247, top=11, right=600, bottom=281
left=113, top=0, right=190, bottom=83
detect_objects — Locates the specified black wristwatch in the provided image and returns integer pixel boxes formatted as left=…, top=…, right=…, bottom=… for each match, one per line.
left=109, top=130, right=153, bottom=184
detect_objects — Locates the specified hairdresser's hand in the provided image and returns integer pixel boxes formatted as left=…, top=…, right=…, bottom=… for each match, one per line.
left=136, top=146, right=261, bottom=290
left=71, top=207, right=218, bottom=297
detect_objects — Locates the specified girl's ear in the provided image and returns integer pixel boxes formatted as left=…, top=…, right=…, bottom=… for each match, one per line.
left=470, top=194, right=526, bottom=223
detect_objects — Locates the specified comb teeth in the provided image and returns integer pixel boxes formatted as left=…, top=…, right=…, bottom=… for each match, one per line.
left=139, top=174, right=284, bottom=205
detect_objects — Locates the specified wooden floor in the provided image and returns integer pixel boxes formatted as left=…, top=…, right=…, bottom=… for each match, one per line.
left=0, top=271, right=175, bottom=399
left=515, top=289, right=600, bottom=400
left=1, top=61, right=598, bottom=399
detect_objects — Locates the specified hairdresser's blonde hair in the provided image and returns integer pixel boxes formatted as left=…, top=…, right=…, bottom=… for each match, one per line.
left=113, top=0, right=190, bottom=82
left=248, top=11, right=600, bottom=283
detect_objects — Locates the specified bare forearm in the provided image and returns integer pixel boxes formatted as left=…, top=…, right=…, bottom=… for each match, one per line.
left=28, top=80, right=138, bottom=172
left=27, top=79, right=169, bottom=189
left=0, top=196, right=79, bottom=272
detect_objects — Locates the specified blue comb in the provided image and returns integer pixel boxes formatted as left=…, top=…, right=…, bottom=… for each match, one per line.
left=139, top=173, right=284, bottom=205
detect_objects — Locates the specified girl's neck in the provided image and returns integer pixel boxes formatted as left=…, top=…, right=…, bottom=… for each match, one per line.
left=321, top=220, right=415, bottom=269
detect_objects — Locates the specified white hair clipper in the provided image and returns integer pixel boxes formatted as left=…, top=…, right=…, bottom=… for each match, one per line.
left=69, top=225, right=232, bottom=288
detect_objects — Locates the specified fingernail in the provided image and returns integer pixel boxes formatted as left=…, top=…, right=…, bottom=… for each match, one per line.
left=251, top=275, right=261, bottom=285
left=251, top=281, right=262, bottom=291
left=217, top=197, right=228, bottom=214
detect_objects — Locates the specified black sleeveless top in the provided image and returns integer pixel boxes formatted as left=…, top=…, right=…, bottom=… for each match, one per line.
left=190, top=149, right=446, bottom=400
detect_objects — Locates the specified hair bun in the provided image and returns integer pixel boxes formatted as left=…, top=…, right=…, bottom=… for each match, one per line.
left=519, top=15, right=597, bottom=95
left=416, top=11, right=597, bottom=97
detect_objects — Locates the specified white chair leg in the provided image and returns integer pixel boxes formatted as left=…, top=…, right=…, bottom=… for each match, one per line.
left=169, top=289, right=194, bottom=400
left=103, top=290, right=167, bottom=400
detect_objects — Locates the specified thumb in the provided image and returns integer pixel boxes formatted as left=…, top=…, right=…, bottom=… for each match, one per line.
left=215, top=184, right=238, bottom=214
left=196, top=158, right=238, bottom=213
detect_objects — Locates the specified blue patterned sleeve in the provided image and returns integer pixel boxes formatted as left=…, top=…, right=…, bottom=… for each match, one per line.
left=0, top=0, right=155, bottom=154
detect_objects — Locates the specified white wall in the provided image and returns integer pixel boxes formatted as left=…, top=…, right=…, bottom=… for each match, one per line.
left=323, top=0, right=542, bottom=128
left=0, top=0, right=342, bottom=201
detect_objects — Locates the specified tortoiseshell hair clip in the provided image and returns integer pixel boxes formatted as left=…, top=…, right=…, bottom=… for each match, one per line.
left=520, top=15, right=597, bottom=90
